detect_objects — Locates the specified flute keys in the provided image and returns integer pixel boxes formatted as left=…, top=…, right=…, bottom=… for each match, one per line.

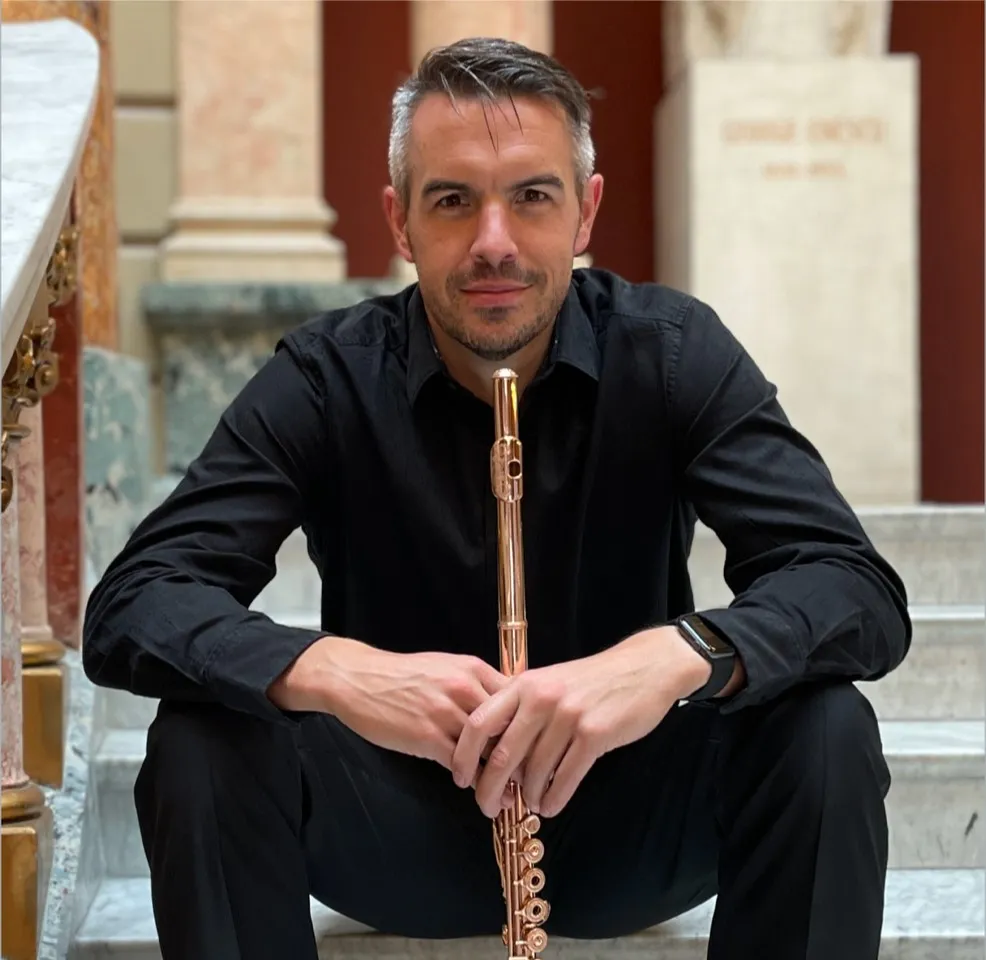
left=520, top=867, right=545, bottom=894
left=522, top=838, right=544, bottom=864
left=522, top=897, right=550, bottom=924
left=525, top=928, right=549, bottom=953
left=521, top=814, right=541, bottom=834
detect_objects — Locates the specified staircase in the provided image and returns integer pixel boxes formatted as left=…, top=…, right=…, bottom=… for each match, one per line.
left=68, top=502, right=985, bottom=958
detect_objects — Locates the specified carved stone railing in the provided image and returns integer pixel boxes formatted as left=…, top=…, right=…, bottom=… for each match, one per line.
left=1, top=18, right=99, bottom=960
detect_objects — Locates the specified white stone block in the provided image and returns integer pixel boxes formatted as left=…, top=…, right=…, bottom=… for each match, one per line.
left=655, top=59, right=919, bottom=505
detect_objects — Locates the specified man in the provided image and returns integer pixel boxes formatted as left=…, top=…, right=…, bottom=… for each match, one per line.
left=83, top=36, right=910, bottom=960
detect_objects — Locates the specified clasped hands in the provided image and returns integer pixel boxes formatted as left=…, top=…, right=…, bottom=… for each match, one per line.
left=269, top=624, right=729, bottom=823
left=450, top=626, right=715, bottom=819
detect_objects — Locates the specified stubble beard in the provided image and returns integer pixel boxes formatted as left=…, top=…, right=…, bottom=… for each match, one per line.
left=427, top=266, right=567, bottom=362
left=430, top=299, right=557, bottom=362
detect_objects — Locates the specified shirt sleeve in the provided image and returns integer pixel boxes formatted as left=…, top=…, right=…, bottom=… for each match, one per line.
left=667, top=297, right=912, bottom=712
left=82, top=335, right=329, bottom=726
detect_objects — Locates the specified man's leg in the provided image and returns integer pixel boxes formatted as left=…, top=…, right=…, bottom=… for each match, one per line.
left=710, top=681, right=891, bottom=960
left=134, top=699, right=504, bottom=960
left=534, top=693, right=722, bottom=940
left=539, top=681, right=890, bottom=960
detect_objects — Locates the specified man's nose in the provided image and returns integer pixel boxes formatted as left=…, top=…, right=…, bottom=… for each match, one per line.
left=469, top=202, right=519, bottom=268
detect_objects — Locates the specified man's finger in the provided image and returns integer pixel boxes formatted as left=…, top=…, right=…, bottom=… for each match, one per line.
left=474, top=706, right=544, bottom=818
left=474, top=658, right=512, bottom=695
left=431, top=731, right=460, bottom=773
left=451, top=686, right=518, bottom=789
left=521, top=725, right=572, bottom=813
left=538, top=741, right=596, bottom=818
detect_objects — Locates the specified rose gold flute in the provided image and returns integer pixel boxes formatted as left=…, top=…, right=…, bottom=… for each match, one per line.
left=490, top=368, right=550, bottom=959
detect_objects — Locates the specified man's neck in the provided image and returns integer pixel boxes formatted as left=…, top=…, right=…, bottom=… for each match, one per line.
left=430, top=322, right=554, bottom=405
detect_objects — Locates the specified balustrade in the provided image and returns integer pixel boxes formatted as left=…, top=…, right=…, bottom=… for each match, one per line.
left=1, top=17, right=99, bottom=959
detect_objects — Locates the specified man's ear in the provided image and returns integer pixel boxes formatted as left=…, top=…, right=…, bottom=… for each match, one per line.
left=382, top=186, right=413, bottom=263
left=574, top=173, right=604, bottom=258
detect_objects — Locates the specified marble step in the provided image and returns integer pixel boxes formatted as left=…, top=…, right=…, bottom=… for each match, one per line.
left=689, top=506, right=985, bottom=609
left=247, top=505, right=985, bottom=618
left=860, top=605, right=984, bottom=721
left=70, top=869, right=985, bottom=959
left=93, top=719, right=984, bottom=879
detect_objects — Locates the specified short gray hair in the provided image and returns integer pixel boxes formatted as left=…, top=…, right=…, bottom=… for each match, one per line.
left=388, top=37, right=596, bottom=209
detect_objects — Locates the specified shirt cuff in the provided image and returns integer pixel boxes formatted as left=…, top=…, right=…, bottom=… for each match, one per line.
left=202, top=615, right=329, bottom=726
left=694, top=605, right=803, bottom=714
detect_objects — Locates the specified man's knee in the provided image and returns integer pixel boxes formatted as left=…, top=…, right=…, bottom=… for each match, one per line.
left=135, top=700, right=302, bottom=824
left=725, top=682, right=891, bottom=801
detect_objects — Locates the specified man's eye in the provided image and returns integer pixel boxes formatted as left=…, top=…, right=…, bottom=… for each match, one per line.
left=437, top=195, right=463, bottom=208
left=521, top=189, right=549, bottom=203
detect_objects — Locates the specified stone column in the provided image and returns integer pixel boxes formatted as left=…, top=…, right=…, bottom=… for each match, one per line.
left=1, top=482, right=27, bottom=795
left=1, top=360, right=52, bottom=960
left=160, top=0, right=345, bottom=282
left=411, top=0, right=552, bottom=65
left=18, top=398, right=66, bottom=789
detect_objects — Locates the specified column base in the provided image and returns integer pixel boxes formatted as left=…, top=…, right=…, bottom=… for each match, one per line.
left=160, top=196, right=347, bottom=282
left=22, top=637, right=67, bottom=788
left=1, top=781, right=53, bottom=960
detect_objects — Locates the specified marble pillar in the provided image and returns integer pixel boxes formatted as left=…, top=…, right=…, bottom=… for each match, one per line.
left=18, top=400, right=66, bottom=789
left=17, top=407, right=53, bottom=651
left=1, top=485, right=26, bottom=793
left=411, top=0, right=552, bottom=65
left=160, top=0, right=345, bottom=282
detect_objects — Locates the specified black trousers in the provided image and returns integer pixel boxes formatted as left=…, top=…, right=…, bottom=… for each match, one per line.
left=134, top=681, right=891, bottom=960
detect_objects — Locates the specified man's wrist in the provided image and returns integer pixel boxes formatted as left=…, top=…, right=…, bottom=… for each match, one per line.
left=267, top=634, right=353, bottom=713
left=670, top=628, right=715, bottom=699
left=620, top=626, right=712, bottom=700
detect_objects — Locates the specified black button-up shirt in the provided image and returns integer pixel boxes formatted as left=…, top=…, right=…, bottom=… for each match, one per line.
left=82, top=268, right=911, bottom=723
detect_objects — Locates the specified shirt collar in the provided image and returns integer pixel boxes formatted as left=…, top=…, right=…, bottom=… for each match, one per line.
left=405, top=278, right=601, bottom=405
left=405, top=285, right=446, bottom=404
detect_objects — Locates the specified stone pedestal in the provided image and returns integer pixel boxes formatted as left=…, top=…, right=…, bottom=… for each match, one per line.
left=161, top=0, right=344, bottom=281
left=655, top=58, right=919, bottom=505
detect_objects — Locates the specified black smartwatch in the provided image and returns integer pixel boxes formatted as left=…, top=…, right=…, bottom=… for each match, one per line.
left=674, top=613, right=736, bottom=701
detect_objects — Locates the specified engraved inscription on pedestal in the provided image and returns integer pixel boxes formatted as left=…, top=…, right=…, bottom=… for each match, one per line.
left=719, top=112, right=888, bottom=183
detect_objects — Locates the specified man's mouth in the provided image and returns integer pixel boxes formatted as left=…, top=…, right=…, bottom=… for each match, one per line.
left=462, top=284, right=529, bottom=293
left=461, top=284, right=530, bottom=306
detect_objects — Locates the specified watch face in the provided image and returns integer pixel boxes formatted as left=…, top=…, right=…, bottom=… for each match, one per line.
left=681, top=616, right=733, bottom=658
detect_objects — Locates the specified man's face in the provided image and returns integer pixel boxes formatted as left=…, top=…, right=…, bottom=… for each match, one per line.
left=384, top=93, right=603, bottom=363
